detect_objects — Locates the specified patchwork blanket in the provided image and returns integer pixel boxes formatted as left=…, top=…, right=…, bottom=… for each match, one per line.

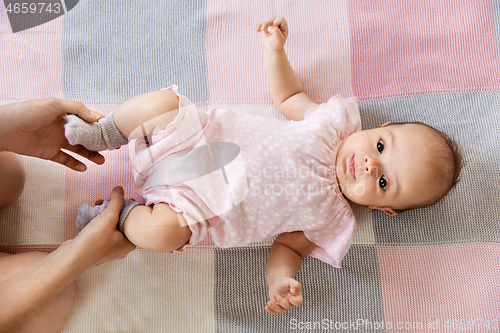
left=1, top=1, right=499, bottom=332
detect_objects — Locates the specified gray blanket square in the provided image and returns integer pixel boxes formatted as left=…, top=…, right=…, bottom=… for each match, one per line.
left=62, top=0, right=209, bottom=105
left=214, top=244, right=384, bottom=333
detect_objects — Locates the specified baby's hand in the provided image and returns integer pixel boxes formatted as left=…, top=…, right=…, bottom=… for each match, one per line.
left=255, top=17, right=288, bottom=54
left=266, top=276, right=303, bottom=314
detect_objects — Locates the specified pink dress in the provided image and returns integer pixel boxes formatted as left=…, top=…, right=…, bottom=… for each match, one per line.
left=131, top=86, right=361, bottom=268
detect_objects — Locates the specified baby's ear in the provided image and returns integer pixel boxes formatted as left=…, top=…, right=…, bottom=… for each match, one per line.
left=368, top=206, right=398, bottom=216
left=379, top=122, right=392, bottom=128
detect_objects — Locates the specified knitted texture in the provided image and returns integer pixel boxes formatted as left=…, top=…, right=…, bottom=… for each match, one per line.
left=1, top=1, right=499, bottom=332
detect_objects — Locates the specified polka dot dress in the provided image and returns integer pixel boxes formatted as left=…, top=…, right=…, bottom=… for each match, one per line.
left=132, top=86, right=362, bottom=267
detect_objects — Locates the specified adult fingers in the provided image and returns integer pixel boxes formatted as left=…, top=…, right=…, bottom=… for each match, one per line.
left=112, top=238, right=137, bottom=260
left=55, top=99, right=103, bottom=122
left=50, top=150, right=87, bottom=172
left=93, top=236, right=136, bottom=267
left=63, top=142, right=105, bottom=165
left=103, top=186, right=125, bottom=223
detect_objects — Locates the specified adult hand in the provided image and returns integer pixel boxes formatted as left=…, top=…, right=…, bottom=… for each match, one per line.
left=0, top=98, right=105, bottom=171
left=0, top=186, right=135, bottom=332
left=71, top=186, right=136, bottom=266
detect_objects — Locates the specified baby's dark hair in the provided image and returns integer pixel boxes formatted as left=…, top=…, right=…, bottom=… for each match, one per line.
left=389, top=121, right=463, bottom=210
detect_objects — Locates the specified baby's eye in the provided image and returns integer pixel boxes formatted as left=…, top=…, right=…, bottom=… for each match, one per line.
left=377, top=140, right=384, bottom=153
left=379, top=175, right=388, bottom=190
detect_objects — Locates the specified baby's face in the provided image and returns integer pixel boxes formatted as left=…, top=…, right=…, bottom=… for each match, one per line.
left=335, top=124, right=437, bottom=215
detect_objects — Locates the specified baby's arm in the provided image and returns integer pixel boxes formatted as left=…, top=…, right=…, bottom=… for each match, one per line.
left=265, top=231, right=317, bottom=314
left=256, top=17, right=319, bottom=121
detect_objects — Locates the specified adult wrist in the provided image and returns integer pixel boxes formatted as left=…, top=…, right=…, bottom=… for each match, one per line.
left=65, top=236, right=105, bottom=270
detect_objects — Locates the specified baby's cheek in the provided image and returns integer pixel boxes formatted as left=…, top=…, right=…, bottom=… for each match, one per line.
left=348, top=180, right=377, bottom=206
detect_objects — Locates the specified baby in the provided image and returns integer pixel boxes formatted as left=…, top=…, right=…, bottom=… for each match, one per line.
left=65, top=17, right=461, bottom=314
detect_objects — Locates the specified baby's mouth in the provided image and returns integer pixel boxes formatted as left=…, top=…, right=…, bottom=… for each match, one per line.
left=349, top=156, right=356, bottom=180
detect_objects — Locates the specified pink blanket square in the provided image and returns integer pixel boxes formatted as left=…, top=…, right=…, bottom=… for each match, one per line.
left=348, top=0, right=500, bottom=99
left=206, top=0, right=354, bottom=104
left=377, top=243, right=500, bottom=331
left=0, top=8, right=64, bottom=100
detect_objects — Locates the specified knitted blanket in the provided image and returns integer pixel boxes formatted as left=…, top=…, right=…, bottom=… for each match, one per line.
left=1, top=1, right=499, bottom=332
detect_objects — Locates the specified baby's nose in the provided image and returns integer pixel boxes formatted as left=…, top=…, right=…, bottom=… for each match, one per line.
left=364, top=156, right=379, bottom=176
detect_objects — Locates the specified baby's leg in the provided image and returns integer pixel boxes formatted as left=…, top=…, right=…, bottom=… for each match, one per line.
left=122, top=203, right=191, bottom=253
left=113, top=89, right=180, bottom=140
left=65, top=89, right=180, bottom=151
left=76, top=201, right=191, bottom=252
left=72, top=90, right=182, bottom=232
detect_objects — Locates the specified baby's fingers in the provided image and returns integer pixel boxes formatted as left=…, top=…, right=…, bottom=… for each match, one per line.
left=273, top=17, right=288, bottom=34
left=290, top=283, right=301, bottom=297
left=276, top=294, right=297, bottom=309
left=287, top=292, right=303, bottom=307
left=265, top=303, right=279, bottom=314
left=255, top=17, right=276, bottom=32
left=265, top=299, right=286, bottom=314
left=270, top=294, right=297, bottom=314
left=268, top=25, right=284, bottom=39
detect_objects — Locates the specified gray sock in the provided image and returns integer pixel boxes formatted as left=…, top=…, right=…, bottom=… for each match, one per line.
left=76, top=199, right=142, bottom=234
left=64, top=111, right=128, bottom=151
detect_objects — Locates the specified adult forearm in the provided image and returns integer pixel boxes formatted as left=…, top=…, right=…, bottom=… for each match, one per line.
left=0, top=242, right=95, bottom=332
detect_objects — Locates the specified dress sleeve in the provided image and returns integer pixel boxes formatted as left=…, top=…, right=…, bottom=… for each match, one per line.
left=303, top=95, right=362, bottom=140
left=303, top=206, right=358, bottom=268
